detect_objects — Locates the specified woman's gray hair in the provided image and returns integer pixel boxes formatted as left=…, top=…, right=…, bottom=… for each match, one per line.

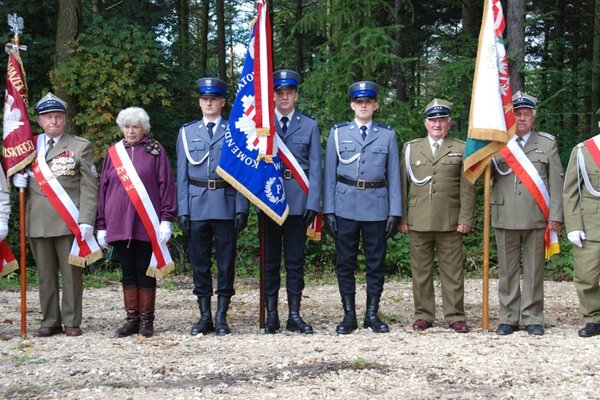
left=116, top=107, right=151, bottom=133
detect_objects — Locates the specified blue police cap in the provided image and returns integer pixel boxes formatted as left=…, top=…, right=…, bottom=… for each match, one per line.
left=273, top=70, right=301, bottom=90
left=348, top=81, right=378, bottom=100
left=421, top=98, right=452, bottom=119
left=512, top=90, right=537, bottom=109
left=196, top=77, right=227, bottom=97
left=34, top=92, right=67, bottom=114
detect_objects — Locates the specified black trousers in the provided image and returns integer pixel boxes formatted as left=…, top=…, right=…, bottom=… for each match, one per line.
left=335, top=216, right=387, bottom=297
left=112, top=240, right=156, bottom=289
left=189, top=219, right=236, bottom=298
left=263, top=214, right=307, bottom=296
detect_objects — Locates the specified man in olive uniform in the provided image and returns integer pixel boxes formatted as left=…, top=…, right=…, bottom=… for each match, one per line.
left=400, top=99, right=476, bottom=333
left=176, top=78, right=249, bottom=336
left=491, top=91, right=563, bottom=336
left=262, top=70, right=321, bottom=335
left=323, top=81, right=401, bottom=334
left=12, top=93, right=98, bottom=337
left=563, top=108, right=600, bottom=337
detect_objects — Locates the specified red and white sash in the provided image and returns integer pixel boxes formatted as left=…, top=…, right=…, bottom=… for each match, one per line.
left=578, top=137, right=600, bottom=197
left=276, top=136, right=322, bottom=240
left=0, top=240, right=17, bottom=277
left=108, top=141, right=174, bottom=278
left=498, top=139, right=560, bottom=259
left=32, top=135, right=102, bottom=267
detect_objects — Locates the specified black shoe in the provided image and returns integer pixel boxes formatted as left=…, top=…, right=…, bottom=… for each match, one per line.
left=191, top=297, right=214, bottom=335
left=363, top=295, right=389, bottom=333
left=578, top=323, right=600, bottom=338
left=264, top=295, right=280, bottom=334
left=214, top=296, right=231, bottom=336
left=286, top=294, right=314, bottom=334
left=495, top=324, right=519, bottom=335
left=336, top=294, right=358, bottom=335
left=525, top=324, right=544, bottom=336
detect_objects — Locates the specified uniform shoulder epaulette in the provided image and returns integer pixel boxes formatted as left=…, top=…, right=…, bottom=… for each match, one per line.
left=71, top=135, right=91, bottom=144
left=408, top=138, right=422, bottom=144
left=538, top=131, right=555, bottom=141
left=452, top=137, right=466, bottom=144
left=577, top=142, right=585, bottom=149
left=375, top=122, right=392, bottom=130
left=182, top=119, right=200, bottom=128
left=298, top=111, right=315, bottom=120
left=333, top=121, right=350, bottom=129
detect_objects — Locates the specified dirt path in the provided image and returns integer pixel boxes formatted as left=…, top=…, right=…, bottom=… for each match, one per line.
left=0, top=278, right=597, bottom=399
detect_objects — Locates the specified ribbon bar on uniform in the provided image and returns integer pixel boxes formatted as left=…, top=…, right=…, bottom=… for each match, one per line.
left=337, top=175, right=387, bottom=190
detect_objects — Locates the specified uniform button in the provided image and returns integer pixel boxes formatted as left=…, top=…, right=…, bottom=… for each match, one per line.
left=360, top=171, right=365, bottom=175
left=211, top=158, right=214, bottom=161
left=518, top=192, right=522, bottom=195
left=210, top=146, right=213, bottom=150
left=432, top=172, right=436, bottom=175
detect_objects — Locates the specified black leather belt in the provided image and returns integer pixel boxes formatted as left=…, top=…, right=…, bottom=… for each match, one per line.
left=283, top=168, right=309, bottom=180
left=337, top=175, right=386, bottom=189
left=189, top=178, right=230, bottom=189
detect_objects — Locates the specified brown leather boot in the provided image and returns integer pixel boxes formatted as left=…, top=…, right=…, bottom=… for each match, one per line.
left=138, top=287, right=156, bottom=338
left=116, top=284, right=139, bottom=337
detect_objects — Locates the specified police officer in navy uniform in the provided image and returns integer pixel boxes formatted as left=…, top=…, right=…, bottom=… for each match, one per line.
left=263, top=70, right=322, bottom=334
left=176, top=78, right=249, bottom=336
left=323, top=81, right=402, bottom=334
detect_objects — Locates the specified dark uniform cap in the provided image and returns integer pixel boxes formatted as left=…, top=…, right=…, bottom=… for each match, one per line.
left=348, top=81, right=378, bottom=100
left=273, top=70, right=301, bottom=90
left=196, top=77, right=227, bottom=97
left=34, top=92, right=67, bottom=114
left=421, top=98, right=452, bottom=119
left=512, top=90, right=537, bottom=109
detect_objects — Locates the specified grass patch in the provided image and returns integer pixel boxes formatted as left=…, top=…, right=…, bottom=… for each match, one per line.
left=351, top=358, right=383, bottom=370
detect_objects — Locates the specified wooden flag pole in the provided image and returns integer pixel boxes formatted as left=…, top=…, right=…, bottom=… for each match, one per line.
left=482, top=163, right=491, bottom=331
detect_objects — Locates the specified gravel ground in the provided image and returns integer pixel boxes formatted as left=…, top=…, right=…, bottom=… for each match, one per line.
left=0, top=277, right=596, bottom=400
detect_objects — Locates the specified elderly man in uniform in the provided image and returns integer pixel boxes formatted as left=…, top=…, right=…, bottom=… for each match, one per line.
left=262, top=70, right=321, bottom=335
left=400, top=99, right=476, bottom=333
left=491, top=91, right=563, bottom=336
left=176, top=78, right=249, bottom=336
left=12, top=93, right=98, bottom=337
left=563, top=108, right=600, bottom=337
left=323, top=81, right=401, bottom=334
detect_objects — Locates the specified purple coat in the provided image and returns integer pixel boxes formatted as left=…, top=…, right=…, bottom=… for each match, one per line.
left=96, top=135, right=177, bottom=244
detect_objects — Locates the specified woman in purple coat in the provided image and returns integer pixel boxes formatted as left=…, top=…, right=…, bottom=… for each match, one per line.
left=96, top=107, right=176, bottom=338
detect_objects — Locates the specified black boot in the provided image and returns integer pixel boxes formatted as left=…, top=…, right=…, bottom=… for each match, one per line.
left=191, top=297, right=215, bottom=335
left=116, top=284, right=139, bottom=337
left=215, top=296, right=231, bottom=336
left=264, top=295, right=280, bottom=334
left=363, top=295, right=390, bottom=333
left=286, top=294, right=314, bottom=334
left=336, top=294, right=358, bottom=334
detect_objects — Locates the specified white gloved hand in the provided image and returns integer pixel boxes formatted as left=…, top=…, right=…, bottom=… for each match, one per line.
left=78, top=223, right=94, bottom=241
left=567, top=230, right=586, bottom=248
left=96, top=230, right=109, bottom=249
left=0, top=218, right=8, bottom=241
left=158, top=221, right=172, bottom=243
left=12, top=172, right=28, bottom=188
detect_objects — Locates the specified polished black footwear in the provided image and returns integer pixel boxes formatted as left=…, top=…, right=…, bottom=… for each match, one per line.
left=363, top=295, right=389, bottom=333
left=264, top=295, right=280, bottom=334
left=578, top=323, right=600, bottom=338
left=286, top=294, right=314, bottom=334
left=190, top=297, right=215, bottom=335
left=495, top=324, right=519, bottom=335
left=214, top=296, right=231, bottom=336
left=525, top=324, right=544, bottom=336
left=335, top=294, right=358, bottom=335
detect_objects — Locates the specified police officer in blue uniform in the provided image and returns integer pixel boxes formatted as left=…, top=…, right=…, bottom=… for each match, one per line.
left=323, top=81, right=402, bottom=334
left=176, top=77, right=249, bottom=336
left=263, top=70, right=322, bottom=334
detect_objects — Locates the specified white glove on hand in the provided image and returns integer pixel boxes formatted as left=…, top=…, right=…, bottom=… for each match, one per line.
left=79, top=223, right=94, bottom=241
left=567, top=230, right=586, bottom=248
left=159, top=221, right=172, bottom=243
left=96, top=230, right=109, bottom=249
left=0, top=218, right=8, bottom=241
left=12, top=172, right=28, bottom=188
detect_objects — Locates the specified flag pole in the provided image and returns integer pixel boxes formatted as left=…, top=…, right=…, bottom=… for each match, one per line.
left=482, top=164, right=491, bottom=332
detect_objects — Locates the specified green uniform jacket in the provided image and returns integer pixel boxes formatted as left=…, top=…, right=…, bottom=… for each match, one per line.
left=401, top=137, right=476, bottom=231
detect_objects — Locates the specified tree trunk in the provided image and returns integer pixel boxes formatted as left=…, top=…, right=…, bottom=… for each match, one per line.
left=295, top=0, right=304, bottom=76
left=198, top=0, right=209, bottom=77
left=460, top=0, right=481, bottom=126
left=216, top=0, right=226, bottom=81
left=394, top=0, right=405, bottom=101
left=592, top=0, right=600, bottom=131
left=55, top=0, right=81, bottom=136
left=178, top=0, right=190, bottom=69
left=507, top=0, right=525, bottom=92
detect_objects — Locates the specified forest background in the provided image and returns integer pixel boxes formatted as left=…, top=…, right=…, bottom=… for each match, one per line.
left=1, top=0, right=600, bottom=283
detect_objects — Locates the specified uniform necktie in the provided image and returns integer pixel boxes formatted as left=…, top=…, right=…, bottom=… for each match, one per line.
left=360, top=125, right=367, bottom=141
left=432, top=141, right=439, bottom=156
left=281, top=116, right=289, bottom=134
left=46, top=138, right=54, bottom=155
left=207, top=122, right=215, bottom=139
left=517, top=136, right=524, bottom=148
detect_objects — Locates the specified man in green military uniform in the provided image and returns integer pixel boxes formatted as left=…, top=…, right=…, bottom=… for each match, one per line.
left=563, top=108, right=600, bottom=337
left=491, top=91, right=563, bottom=336
left=400, top=99, right=476, bottom=333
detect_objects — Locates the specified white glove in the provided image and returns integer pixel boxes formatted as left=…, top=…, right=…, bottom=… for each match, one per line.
left=12, top=172, right=28, bottom=188
left=96, top=230, right=109, bottom=249
left=0, top=218, right=8, bottom=241
left=567, top=230, right=586, bottom=248
left=158, top=221, right=172, bottom=243
left=78, top=223, right=94, bottom=241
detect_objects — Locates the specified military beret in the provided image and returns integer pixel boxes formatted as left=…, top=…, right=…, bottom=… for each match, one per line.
left=512, top=90, right=537, bottom=109
left=196, top=77, right=227, bottom=97
left=34, top=92, right=67, bottom=114
left=273, top=70, right=301, bottom=90
left=421, top=98, right=452, bottom=119
left=348, top=81, right=378, bottom=100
